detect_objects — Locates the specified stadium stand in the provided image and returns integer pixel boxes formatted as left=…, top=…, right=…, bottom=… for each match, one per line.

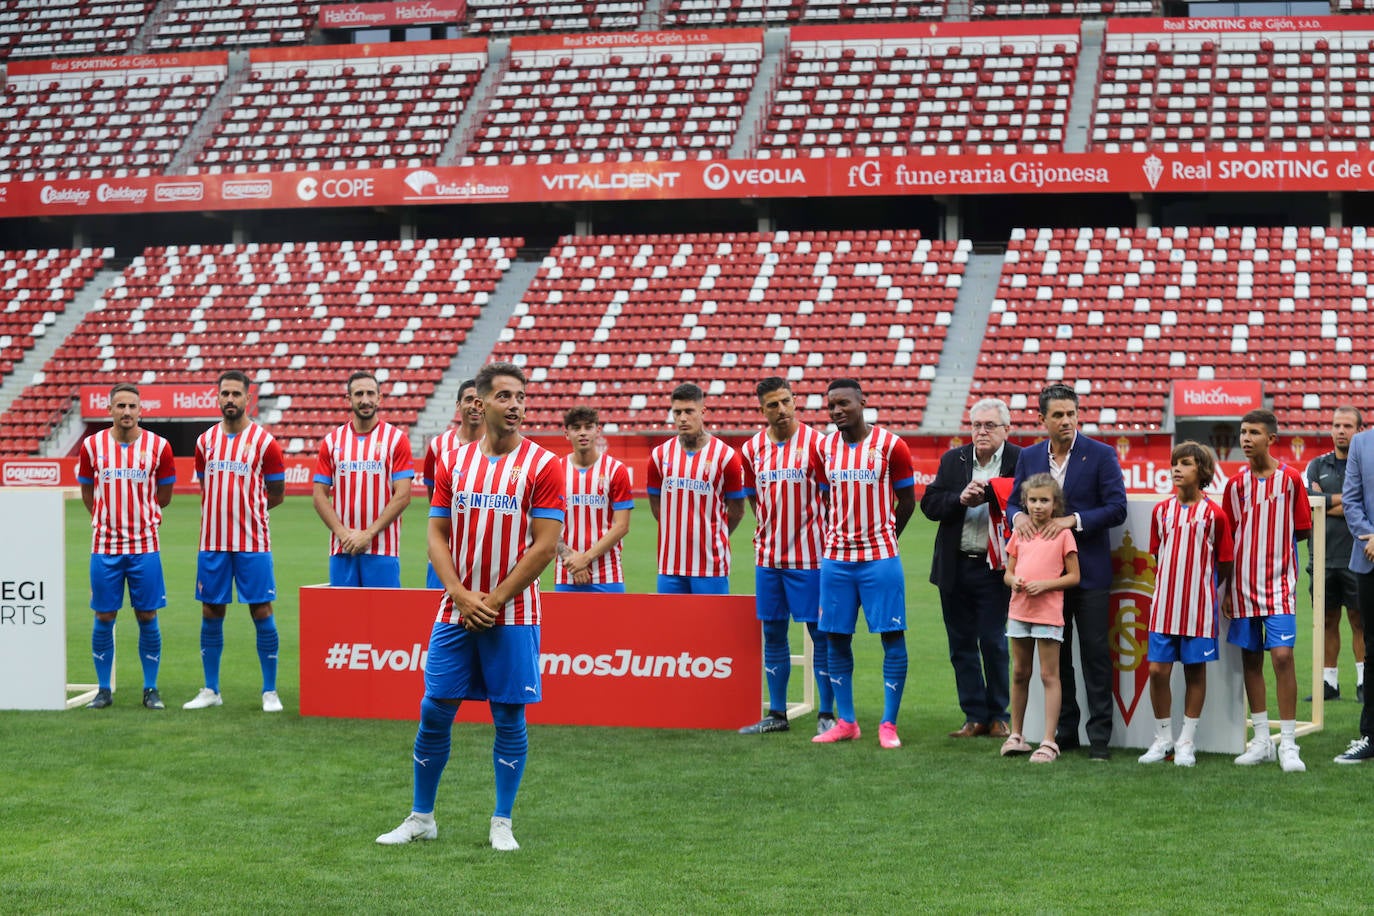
left=756, top=22, right=1079, bottom=158
left=464, top=0, right=646, bottom=35
left=0, top=59, right=226, bottom=180
left=802, top=0, right=945, bottom=23
left=0, top=0, right=153, bottom=61
left=6, top=238, right=519, bottom=455
left=1092, top=19, right=1374, bottom=152
left=194, top=43, right=487, bottom=174
left=488, top=229, right=968, bottom=431
left=664, top=0, right=944, bottom=25
left=0, top=247, right=110, bottom=455
left=463, top=33, right=763, bottom=165
left=970, top=226, right=1374, bottom=433
left=147, top=0, right=319, bottom=51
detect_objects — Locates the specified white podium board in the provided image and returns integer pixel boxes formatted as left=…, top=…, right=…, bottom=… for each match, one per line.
left=0, top=488, right=67, bottom=710
left=1024, top=495, right=1251, bottom=755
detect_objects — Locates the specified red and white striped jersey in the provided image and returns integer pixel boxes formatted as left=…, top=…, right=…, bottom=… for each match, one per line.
left=313, top=421, right=414, bottom=557
left=431, top=438, right=564, bottom=626
left=1222, top=464, right=1313, bottom=618
left=1149, top=496, right=1234, bottom=637
left=818, top=426, right=915, bottom=562
left=647, top=436, right=745, bottom=577
left=557, top=452, right=634, bottom=585
left=195, top=421, right=285, bottom=552
left=741, top=424, right=827, bottom=569
left=77, top=429, right=176, bottom=555
left=423, top=427, right=480, bottom=492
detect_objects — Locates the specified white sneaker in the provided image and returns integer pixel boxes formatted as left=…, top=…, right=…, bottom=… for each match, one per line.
left=1173, top=740, right=1196, bottom=767
left=1278, top=742, right=1306, bottom=773
left=489, top=816, right=519, bottom=851
left=376, top=813, right=437, bottom=845
left=262, top=690, right=283, bottom=713
left=183, top=688, right=222, bottom=710
left=1234, top=735, right=1275, bottom=766
left=1137, top=737, right=1173, bottom=764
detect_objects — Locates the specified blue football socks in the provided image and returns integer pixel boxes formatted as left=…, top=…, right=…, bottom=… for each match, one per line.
left=828, top=634, right=856, bottom=722
left=200, top=616, right=224, bottom=693
left=881, top=632, right=908, bottom=725
left=491, top=702, right=528, bottom=820
left=254, top=615, right=279, bottom=693
left=412, top=696, right=458, bottom=815
left=762, top=619, right=791, bottom=715
left=806, top=622, right=834, bottom=716
left=136, top=616, right=161, bottom=690
left=91, top=617, right=115, bottom=690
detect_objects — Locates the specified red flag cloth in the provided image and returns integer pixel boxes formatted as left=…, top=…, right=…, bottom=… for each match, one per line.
left=985, top=476, right=1017, bottom=570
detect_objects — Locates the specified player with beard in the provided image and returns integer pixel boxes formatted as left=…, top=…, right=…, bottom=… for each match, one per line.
left=377, top=362, right=564, bottom=851
left=312, top=370, right=414, bottom=587
left=812, top=379, right=915, bottom=749
left=184, top=370, right=287, bottom=713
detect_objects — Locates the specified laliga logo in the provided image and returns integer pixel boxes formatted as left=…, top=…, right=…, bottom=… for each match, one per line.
left=405, top=170, right=438, bottom=195
left=1142, top=154, right=1164, bottom=190
left=702, top=163, right=730, bottom=191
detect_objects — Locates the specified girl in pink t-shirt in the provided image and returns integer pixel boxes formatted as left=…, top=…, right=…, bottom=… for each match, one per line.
left=1000, top=474, right=1080, bottom=764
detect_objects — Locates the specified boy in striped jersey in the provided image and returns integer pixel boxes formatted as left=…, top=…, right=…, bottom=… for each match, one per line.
left=1138, top=442, right=1233, bottom=767
left=377, top=362, right=564, bottom=852
left=76, top=382, right=176, bottom=710
left=812, top=379, right=915, bottom=750
left=312, top=371, right=414, bottom=587
left=738, top=377, right=835, bottom=736
left=423, top=379, right=485, bottom=588
left=556, top=406, right=633, bottom=593
left=1223, top=409, right=1313, bottom=772
left=647, top=383, right=745, bottom=595
left=184, top=370, right=287, bottom=713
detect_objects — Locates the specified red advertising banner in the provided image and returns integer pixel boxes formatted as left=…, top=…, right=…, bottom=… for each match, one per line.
left=1171, top=380, right=1265, bottom=418
left=318, top=0, right=467, bottom=29
left=5, top=148, right=1374, bottom=219
left=1107, top=15, right=1352, bottom=34
left=79, top=383, right=251, bottom=419
left=5, top=51, right=228, bottom=76
left=298, top=587, right=762, bottom=728
left=510, top=28, right=763, bottom=52
left=248, top=37, right=483, bottom=63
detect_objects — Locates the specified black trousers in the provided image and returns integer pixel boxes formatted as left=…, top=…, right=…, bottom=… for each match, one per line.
left=1057, top=586, right=1114, bottom=749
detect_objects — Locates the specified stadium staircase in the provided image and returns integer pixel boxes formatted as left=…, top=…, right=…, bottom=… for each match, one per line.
left=639, top=0, right=671, bottom=29
left=1062, top=19, right=1105, bottom=154
left=411, top=254, right=544, bottom=450
left=439, top=38, right=510, bottom=168
left=126, top=0, right=177, bottom=55
left=0, top=264, right=118, bottom=422
left=730, top=28, right=790, bottom=158
left=920, top=251, right=1004, bottom=432
left=167, top=51, right=251, bottom=176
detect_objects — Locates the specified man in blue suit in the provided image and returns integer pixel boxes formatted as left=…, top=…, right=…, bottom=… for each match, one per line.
left=1006, top=383, right=1127, bottom=760
left=1335, top=425, right=1374, bottom=763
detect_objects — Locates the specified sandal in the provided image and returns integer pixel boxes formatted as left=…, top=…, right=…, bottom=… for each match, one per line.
left=1000, top=733, right=1032, bottom=756
left=1029, top=741, right=1060, bottom=764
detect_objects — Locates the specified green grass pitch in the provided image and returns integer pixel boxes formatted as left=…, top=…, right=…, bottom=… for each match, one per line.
left=0, top=495, right=1368, bottom=913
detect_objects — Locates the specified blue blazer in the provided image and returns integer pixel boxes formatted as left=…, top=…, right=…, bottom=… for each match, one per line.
left=1342, top=428, right=1374, bottom=575
left=1006, top=433, right=1128, bottom=591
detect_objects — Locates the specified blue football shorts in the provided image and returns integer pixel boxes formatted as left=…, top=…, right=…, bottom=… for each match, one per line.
left=754, top=566, right=821, bottom=623
left=424, top=621, right=542, bottom=705
left=195, top=551, right=277, bottom=605
left=89, top=552, right=167, bottom=613
left=818, top=556, right=906, bottom=635
left=329, top=553, right=401, bottom=588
